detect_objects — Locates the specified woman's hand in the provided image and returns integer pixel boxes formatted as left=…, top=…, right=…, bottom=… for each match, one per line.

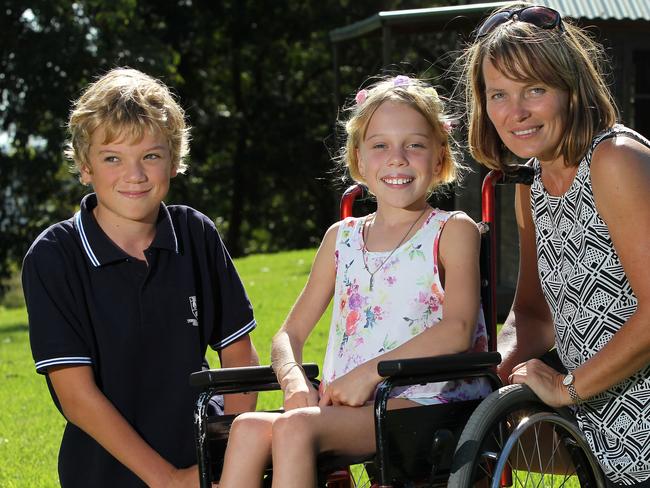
left=508, top=358, right=571, bottom=408
left=318, top=362, right=380, bottom=407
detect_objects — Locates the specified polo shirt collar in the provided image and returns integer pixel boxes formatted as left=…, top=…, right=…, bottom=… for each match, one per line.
left=74, top=193, right=179, bottom=268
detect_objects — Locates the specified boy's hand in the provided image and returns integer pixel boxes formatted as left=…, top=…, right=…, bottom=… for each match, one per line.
left=318, top=362, right=380, bottom=407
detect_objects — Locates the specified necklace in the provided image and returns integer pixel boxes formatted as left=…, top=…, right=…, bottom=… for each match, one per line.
left=362, top=206, right=429, bottom=291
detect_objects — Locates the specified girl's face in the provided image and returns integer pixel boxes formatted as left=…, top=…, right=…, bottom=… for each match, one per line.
left=356, top=101, right=444, bottom=211
left=482, top=58, right=569, bottom=166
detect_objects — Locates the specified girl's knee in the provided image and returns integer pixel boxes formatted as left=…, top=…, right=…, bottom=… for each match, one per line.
left=229, top=412, right=273, bottom=440
left=272, top=409, right=317, bottom=447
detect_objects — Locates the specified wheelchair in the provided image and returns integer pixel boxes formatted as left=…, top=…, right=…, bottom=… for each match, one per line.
left=190, top=166, right=607, bottom=487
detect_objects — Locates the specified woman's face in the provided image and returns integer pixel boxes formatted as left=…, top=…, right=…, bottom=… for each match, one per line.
left=482, top=58, right=569, bottom=165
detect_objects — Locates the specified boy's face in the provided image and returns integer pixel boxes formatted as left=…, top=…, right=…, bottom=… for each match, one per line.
left=81, top=127, right=177, bottom=229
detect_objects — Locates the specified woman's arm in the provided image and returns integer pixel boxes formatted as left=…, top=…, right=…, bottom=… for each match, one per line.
left=48, top=365, right=198, bottom=488
left=512, top=137, right=650, bottom=406
left=271, top=223, right=338, bottom=410
left=497, top=183, right=556, bottom=382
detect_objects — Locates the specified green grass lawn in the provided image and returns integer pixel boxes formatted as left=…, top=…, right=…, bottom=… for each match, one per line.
left=0, top=248, right=327, bottom=486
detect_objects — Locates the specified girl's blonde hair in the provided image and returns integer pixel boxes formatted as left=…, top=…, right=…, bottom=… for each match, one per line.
left=462, top=2, right=617, bottom=170
left=65, top=68, right=190, bottom=179
left=340, top=76, right=461, bottom=192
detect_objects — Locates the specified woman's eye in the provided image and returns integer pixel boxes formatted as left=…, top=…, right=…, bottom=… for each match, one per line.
left=144, top=153, right=161, bottom=160
left=489, top=92, right=505, bottom=100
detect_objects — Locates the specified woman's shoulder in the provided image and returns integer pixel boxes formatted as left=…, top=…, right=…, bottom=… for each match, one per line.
left=591, top=127, right=650, bottom=184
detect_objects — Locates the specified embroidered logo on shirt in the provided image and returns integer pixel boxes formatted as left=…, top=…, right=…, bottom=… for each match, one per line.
left=187, top=296, right=198, bottom=327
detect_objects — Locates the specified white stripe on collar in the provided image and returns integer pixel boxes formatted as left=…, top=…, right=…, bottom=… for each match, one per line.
left=75, top=211, right=101, bottom=267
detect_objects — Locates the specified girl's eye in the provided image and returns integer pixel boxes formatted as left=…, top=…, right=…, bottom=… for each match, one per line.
left=408, top=143, right=425, bottom=149
left=103, top=156, right=119, bottom=163
left=372, top=143, right=387, bottom=150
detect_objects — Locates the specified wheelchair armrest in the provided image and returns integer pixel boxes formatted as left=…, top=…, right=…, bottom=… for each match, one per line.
left=377, top=351, right=501, bottom=378
left=189, top=363, right=319, bottom=389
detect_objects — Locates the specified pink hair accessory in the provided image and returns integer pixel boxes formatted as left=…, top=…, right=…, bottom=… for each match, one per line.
left=442, top=120, right=454, bottom=134
left=355, top=89, right=368, bottom=105
left=393, top=75, right=411, bottom=87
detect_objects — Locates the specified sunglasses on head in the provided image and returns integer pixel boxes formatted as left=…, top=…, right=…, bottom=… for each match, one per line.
left=476, top=5, right=563, bottom=38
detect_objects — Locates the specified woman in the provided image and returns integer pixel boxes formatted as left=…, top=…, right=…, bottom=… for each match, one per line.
left=461, top=3, right=650, bottom=486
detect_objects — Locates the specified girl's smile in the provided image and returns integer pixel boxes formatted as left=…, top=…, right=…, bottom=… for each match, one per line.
left=356, top=100, right=444, bottom=211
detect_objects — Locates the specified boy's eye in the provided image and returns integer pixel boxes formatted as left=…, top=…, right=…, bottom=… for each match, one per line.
left=530, top=87, right=546, bottom=96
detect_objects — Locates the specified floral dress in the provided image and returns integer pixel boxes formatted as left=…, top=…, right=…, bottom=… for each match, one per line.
left=320, top=209, right=491, bottom=403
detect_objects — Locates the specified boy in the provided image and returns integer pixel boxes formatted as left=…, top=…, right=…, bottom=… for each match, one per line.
left=22, top=68, right=259, bottom=487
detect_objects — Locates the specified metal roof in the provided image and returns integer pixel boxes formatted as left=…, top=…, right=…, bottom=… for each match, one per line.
left=330, top=0, right=650, bottom=43
left=540, top=0, right=650, bottom=20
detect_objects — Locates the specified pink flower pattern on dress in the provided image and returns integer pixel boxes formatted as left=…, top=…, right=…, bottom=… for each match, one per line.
left=321, top=212, right=491, bottom=403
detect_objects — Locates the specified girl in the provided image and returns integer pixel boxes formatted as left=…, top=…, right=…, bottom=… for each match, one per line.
left=461, top=3, right=650, bottom=486
left=218, top=75, right=490, bottom=488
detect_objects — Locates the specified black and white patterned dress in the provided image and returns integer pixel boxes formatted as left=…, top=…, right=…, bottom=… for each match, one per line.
left=531, top=125, right=650, bottom=485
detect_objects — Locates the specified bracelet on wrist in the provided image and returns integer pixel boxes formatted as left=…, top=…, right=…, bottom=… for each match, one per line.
left=273, top=361, right=305, bottom=383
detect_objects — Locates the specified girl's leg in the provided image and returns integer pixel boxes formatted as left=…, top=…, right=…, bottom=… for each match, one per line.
left=270, top=401, right=398, bottom=488
left=219, top=411, right=279, bottom=488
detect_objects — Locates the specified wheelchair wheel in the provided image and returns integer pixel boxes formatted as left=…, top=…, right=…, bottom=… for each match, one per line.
left=448, top=384, right=606, bottom=488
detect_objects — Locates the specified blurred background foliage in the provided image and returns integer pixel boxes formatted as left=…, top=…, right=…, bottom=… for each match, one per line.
left=0, top=0, right=465, bottom=300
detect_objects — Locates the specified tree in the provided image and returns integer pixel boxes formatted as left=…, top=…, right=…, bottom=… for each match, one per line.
left=0, top=0, right=455, bottom=296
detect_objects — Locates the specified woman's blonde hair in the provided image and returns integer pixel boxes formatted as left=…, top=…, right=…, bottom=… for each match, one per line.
left=462, top=2, right=617, bottom=170
left=65, top=68, right=190, bottom=179
left=339, top=76, right=461, bottom=192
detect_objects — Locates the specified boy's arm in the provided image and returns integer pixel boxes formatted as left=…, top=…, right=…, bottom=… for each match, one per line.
left=48, top=365, right=198, bottom=488
left=218, top=335, right=260, bottom=414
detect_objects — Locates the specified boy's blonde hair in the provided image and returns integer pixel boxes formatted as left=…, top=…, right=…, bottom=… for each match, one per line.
left=65, top=68, right=190, bottom=178
left=462, top=2, right=617, bottom=170
left=340, top=76, right=460, bottom=192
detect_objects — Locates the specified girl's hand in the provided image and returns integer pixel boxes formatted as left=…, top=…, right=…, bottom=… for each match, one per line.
left=318, top=363, right=380, bottom=407
left=508, top=359, right=571, bottom=408
left=282, top=371, right=320, bottom=411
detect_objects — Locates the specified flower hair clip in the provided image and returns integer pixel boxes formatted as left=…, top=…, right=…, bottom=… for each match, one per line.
left=442, top=119, right=457, bottom=134
left=393, top=75, right=412, bottom=87
left=355, top=89, right=368, bottom=105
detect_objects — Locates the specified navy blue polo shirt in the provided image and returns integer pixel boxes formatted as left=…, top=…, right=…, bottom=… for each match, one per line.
left=22, top=193, right=256, bottom=487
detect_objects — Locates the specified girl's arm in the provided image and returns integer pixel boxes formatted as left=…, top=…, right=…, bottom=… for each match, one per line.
left=271, top=223, right=338, bottom=410
left=48, top=365, right=198, bottom=488
left=496, top=183, right=556, bottom=383
left=319, top=214, right=488, bottom=407
left=511, top=136, right=650, bottom=406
